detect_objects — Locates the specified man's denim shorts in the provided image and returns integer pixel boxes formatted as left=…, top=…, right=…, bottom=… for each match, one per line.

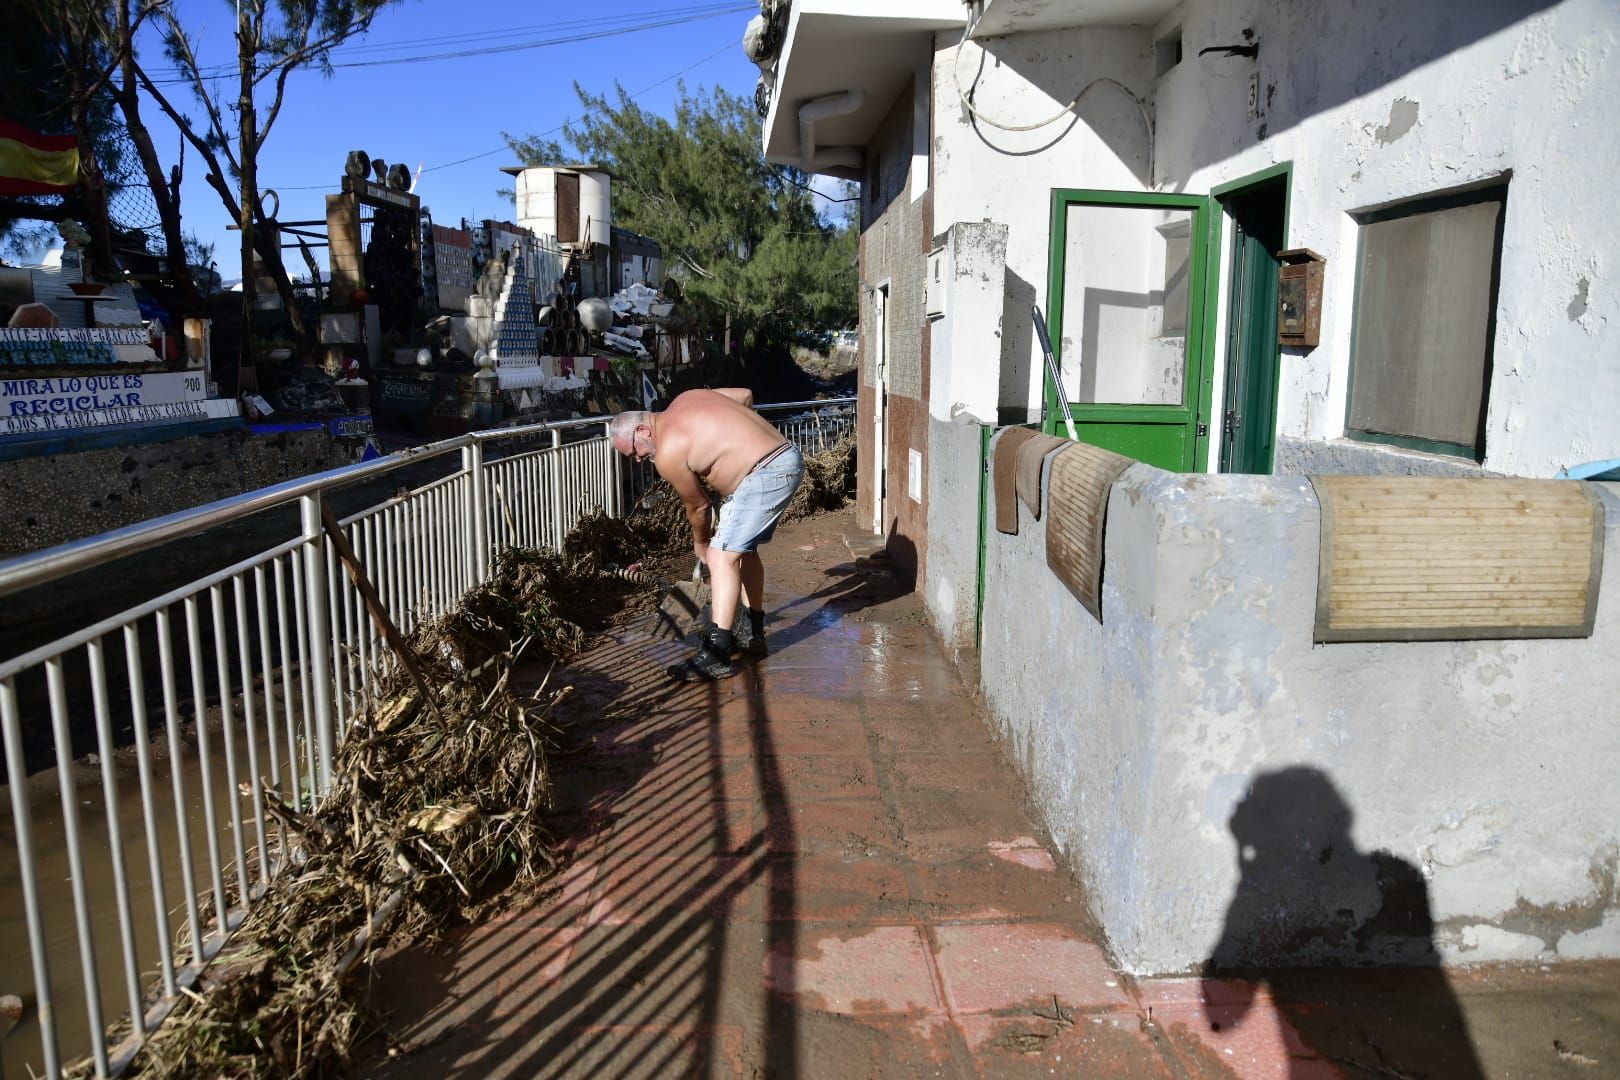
left=711, top=444, right=806, bottom=553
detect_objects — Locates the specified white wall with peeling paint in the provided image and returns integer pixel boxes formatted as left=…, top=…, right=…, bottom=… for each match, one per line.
left=927, top=0, right=1619, bottom=476
left=981, top=440, right=1620, bottom=972
left=929, top=23, right=1156, bottom=425
left=1162, top=0, right=1620, bottom=478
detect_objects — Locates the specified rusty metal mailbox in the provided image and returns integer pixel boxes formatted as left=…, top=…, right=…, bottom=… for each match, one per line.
left=1277, top=247, right=1324, bottom=348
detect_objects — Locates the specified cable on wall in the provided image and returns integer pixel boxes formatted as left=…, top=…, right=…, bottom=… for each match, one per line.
left=950, top=17, right=1156, bottom=181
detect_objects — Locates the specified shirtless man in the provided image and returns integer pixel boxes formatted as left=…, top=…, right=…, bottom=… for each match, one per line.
left=610, top=388, right=805, bottom=681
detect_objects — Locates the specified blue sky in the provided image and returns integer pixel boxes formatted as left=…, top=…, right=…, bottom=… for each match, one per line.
left=132, top=0, right=764, bottom=276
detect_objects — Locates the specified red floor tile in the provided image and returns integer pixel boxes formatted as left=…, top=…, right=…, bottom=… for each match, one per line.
left=867, top=704, right=1004, bottom=755
left=761, top=854, right=914, bottom=922
left=930, top=923, right=1131, bottom=1014
left=910, top=849, right=1082, bottom=923
left=758, top=751, right=880, bottom=803
left=550, top=1023, right=750, bottom=1079
left=1137, top=979, right=1340, bottom=1079
left=886, top=750, right=1006, bottom=792
left=607, top=797, right=757, bottom=858
left=765, top=924, right=944, bottom=1016
left=750, top=713, right=871, bottom=756
left=583, top=854, right=765, bottom=926
left=762, top=796, right=904, bottom=857
left=892, top=788, right=1041, bottom=857
left=954, top=1011, right=1176, bottom=1078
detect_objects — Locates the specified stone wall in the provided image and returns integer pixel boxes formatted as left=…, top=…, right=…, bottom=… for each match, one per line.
left=0, top=430, right=356, bottom=558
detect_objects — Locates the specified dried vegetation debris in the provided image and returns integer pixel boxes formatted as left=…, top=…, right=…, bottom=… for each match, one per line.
left=76, top=435, right=855, bottom=1077
left=785, top=434, right=856, bottom=523
left=89, top=635, right=560, bottom=1077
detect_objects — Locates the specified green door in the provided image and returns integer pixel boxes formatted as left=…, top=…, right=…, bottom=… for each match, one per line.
left=1044, top=189, right=1214, bottom=471
left=1218, top=178, right=1287, bottom=473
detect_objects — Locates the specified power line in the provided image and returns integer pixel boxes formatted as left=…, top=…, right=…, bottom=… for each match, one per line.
left=144, top=4, right=751, bottom=85
left=782, top=172, right=858, bottom=203
left=147, top=2, right=751, bottom=74
left=262, top=39, right=737, bottom=192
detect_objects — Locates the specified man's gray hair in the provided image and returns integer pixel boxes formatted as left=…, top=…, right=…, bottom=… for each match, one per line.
left=609, top=411, right=653, bottom=449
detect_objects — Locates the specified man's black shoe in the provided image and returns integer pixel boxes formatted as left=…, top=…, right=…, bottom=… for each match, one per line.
left=667, top=626, right=738, bottom=682
left=739, top=609, right=768, bottom=658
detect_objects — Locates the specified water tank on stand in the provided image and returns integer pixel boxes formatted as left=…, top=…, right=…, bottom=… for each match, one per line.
left=508, top=165, right=612, bottom=251
left=576, top=170, right=611, bottom=250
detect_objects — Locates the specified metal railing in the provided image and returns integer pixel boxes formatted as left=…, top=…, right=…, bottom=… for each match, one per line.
left=0, top=397, right=853, bottom=1078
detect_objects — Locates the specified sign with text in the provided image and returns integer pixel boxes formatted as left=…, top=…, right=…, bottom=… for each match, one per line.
left=1, top=397, right=238, bottom=439
left=0, top=327, right=157, bottom=367
left=2, top=371, right=206, bottom=418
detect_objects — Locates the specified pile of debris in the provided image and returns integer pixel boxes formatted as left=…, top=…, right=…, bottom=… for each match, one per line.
left=71, top=439, right=853, bottom=1076
left=95, top=633, right=561, bottom=1076
left=783, top=434, right=856, bottom=522
left=581, top=282, right=677, bottom=364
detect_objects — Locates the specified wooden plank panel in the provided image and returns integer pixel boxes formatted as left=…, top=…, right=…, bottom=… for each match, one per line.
left=1311, top=476, right=1605, bottom=642
left=1045, top=442, right=1134, bottom=621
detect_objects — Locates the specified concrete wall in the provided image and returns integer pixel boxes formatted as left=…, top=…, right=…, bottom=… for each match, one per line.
left=1276, top=435, right=1505, bottom=480
left=0, top=430, right=355, bottom=559
left=927, top=221, right=1008, bottom=426
left=980, top=433, right=1620, bottom=972
left=930, top=24, right=1155, bottom=423
left=922, top=414, right=985, bottom=653
left=922, top=0, right=1618, bottom=476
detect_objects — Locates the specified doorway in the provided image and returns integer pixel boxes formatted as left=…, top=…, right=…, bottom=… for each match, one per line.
left=1043, top=189, right=1214, bottom=471
left=871, top=282, right=889, bottom=534
left=1215, top=173, right=1288, bottom=474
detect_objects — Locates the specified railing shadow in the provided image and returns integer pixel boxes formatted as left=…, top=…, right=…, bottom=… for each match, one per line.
left=362, top=541, right=908, bottom=1076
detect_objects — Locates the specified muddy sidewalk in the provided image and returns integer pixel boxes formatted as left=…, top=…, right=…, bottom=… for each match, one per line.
left=362, top=509, right=1619, bottom=1078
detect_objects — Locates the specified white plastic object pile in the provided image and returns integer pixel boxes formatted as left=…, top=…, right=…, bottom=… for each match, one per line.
left=595, top=281, right=675, bottom=361
left=576, top=297, right=611, bottom=333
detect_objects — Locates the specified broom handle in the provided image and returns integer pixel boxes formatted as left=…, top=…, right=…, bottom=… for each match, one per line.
left=1032, top=304, right=1078, bottom=441
left=320, top=503, right=444, bottom=723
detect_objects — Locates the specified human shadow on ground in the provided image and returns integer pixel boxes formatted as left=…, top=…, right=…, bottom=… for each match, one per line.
left=1200, top=765, right=1485, bottom=1078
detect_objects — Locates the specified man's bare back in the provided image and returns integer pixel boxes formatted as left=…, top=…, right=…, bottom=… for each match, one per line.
left=654, top=389, right=788, bottom=497
left=610, top=389, right=805, bottom=681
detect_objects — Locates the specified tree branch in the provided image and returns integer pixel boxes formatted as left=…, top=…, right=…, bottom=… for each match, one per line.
left=158, top=11, right=241, bottom=177
left=133, top=61, right=243, bottom=222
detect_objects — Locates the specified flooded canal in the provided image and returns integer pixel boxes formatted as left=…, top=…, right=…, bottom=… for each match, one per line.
left=2, top=696, right=304, bottom=1077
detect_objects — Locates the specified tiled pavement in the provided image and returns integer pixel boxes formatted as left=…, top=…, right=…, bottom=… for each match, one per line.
left=366, top=511, right=1619, bottom=1078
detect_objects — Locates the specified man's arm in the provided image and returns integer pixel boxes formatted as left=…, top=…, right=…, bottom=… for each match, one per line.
left=656, top=446, right=714, bottom=562
left=714, top=387, right=754, bottom=408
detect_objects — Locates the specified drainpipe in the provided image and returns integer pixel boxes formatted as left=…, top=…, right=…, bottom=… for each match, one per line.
left=799, top=90, right=864, bottom=172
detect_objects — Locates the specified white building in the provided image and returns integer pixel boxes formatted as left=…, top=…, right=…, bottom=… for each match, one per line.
left=755, top=0, right=1620, bottom=972
left=759, top=0, right=1617, bottom=570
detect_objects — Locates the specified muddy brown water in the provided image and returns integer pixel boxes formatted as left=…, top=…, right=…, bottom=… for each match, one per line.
left=1, top=705, right=293, bottom=1077
left=1, top=452, right=460, bottom=784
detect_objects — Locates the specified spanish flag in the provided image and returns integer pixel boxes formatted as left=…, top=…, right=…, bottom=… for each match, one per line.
left=0, top=117, right=81, bottom=196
